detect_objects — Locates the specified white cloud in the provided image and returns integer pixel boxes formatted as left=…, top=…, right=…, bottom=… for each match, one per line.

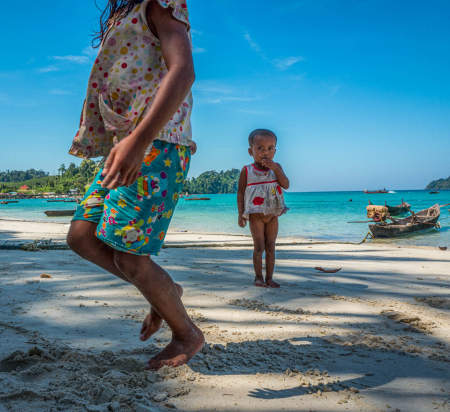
left=82, top=46, right=98, bottom=58
left=273, top=56, right=304, bottom=70
left=194, top=81, right=259, bottom=105
left=244, top=32, right=262, bottom=53
left=38, top=47, right=97, bottom=74
left=53, top=55, right=90, bottom=64
left=193, top=47, right=206, bottom=54
left=205, top=96, right=258, bottom=104
left=38, top=65, right=60, bottom=73
left=244, top=30, right=304, bottom=71
left=194, top=81, right=234, bottom=95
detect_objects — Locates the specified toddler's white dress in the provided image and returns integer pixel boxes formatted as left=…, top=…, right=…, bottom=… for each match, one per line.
left=243, top=164, right=288, bottom=219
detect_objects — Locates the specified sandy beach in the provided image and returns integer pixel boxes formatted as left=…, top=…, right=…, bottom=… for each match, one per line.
left=0, top=219, right=449, bottom=412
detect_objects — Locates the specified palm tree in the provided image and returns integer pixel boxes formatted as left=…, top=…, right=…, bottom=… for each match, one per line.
left=58, top=164, right=66, bottom=177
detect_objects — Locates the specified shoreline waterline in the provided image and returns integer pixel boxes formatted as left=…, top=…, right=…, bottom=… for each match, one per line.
left=0, top=216, right=446, bottom=251
left=0, top=190, right=448, bottom=247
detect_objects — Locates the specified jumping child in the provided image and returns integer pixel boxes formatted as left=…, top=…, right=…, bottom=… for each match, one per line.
left=237, top=129, right=289, bottom=288
left=67, top=0, right=204, bottom=370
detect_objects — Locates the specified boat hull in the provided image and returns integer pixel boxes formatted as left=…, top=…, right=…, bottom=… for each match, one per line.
left=386, top=202, right=410, bottom=216
left=45, top=210, right=75, bottom=217
left=369, top=204, right=440, bottom=238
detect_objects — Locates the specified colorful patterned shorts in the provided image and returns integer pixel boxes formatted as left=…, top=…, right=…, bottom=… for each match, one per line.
left=73, top=140, right=190, bottom=256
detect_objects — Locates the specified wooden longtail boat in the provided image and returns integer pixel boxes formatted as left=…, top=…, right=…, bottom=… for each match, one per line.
left=185, top=197, right=211, bottom=201
left=44, top=210, right=75, bottom=217
left=386, top=200, right=410, bottom=216
left=369, top=204, right=440, bottom=238
left=0, top=200, right=19, bottom=204
left=368, top=200, right=410, bottom=216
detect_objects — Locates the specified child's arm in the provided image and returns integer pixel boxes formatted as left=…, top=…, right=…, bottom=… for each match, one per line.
left=262, top=160, right=289, bottom=189
left=237, top=167, right=247, bottom=227
left=102, top=3, right=194, bottom=189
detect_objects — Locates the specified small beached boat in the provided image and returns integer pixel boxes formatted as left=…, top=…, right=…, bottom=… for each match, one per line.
left=368, top=200, right=410, bottom=216
left=44, top=210, right=75, bottom=217
left=386, top=200, right=410, bottom=216
left=369, top=204, right=440, bottom=238
left=185, top=197, right=211, bottom=201
left=47, top=199, right=67, bottom=202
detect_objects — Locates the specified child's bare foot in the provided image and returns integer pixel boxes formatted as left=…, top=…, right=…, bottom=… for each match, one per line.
left=146, top=325, right=204, bottom=370
left=266, top=279, right=280, bottom=288
left=140, top=283, right=183, bottom=341
left=254, top=277, right=267, bottom=287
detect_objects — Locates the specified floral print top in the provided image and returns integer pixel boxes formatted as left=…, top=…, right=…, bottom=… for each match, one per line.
left=69, top=0, right=192, bottom=159
left=243, top=164, right=288, bottom=219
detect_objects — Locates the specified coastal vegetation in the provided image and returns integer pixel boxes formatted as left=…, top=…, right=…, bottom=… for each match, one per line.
left=426, top=176, right=450, bottom=191
left=0, top=165, right=240, bottom=195
left=0, top=169, right=48, bottom=183
left=182, top=169, right=240, bottom=194
left=0, top=161, right=100, bottom=194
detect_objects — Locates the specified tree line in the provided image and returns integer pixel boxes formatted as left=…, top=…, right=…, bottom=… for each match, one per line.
left=0, top=165, right=241, bottom=195
left=0, top=169, right=48, bottom=183
left=182, top=169, right=240, bottom=194
left=0, top=161, right=100, bottom=194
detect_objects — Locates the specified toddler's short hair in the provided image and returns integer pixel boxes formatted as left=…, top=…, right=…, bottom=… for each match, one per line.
left=248, top=129, right=277, bottom=146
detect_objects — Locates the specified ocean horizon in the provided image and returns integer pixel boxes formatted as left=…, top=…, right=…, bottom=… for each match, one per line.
left=0, top=190, right=448, bottom=248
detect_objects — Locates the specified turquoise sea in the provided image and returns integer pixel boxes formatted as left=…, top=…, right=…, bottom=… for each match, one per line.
left=0, top=190, right=449, bottom=247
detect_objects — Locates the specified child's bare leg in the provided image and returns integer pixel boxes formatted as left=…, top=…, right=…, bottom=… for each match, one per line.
left=264, top=216, right=280, bottom=288
left=113, top=251, right=204, bottom=370
left=249, top=215, right=267, bottom=287
left=67, top=220, right=181, bottom=340
left=67, top=220, right=128, bottom=281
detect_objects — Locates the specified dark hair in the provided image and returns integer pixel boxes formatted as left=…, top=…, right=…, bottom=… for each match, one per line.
left=93, top=0, right=142, bottom=47
left=248, top=129, right=277, bottom=146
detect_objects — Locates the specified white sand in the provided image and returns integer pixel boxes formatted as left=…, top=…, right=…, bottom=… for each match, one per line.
left=0, top=220, right=449, bottom=411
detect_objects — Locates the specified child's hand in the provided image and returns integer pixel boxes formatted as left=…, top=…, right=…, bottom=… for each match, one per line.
left=189, top=140, right=197, bottom=155
left=261, top=159, right=280, bottom=171
left=261, top=160, right=290, bottom=189
left=101, top=134, right=146, bottom=189
left=238, top=215, right=247, bottom=227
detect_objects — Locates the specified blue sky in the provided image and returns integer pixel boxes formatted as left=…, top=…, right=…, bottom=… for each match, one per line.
left=0, top=0, right=449, bottom=191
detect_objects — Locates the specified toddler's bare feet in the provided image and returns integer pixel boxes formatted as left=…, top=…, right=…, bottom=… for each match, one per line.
left=146, top=325, right=204, bottom=370
left=266, top=279, right=280, bottom=288
left=140, top=283, right=183, bottom=341
left=254, top=277, right=267, bottom=287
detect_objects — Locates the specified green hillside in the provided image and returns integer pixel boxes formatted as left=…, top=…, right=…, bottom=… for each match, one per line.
left=426, top=176, right=450, bottom=190
left=0, top=161, right=100, bottom=194
left=183, top=169, right=240, bottom=194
